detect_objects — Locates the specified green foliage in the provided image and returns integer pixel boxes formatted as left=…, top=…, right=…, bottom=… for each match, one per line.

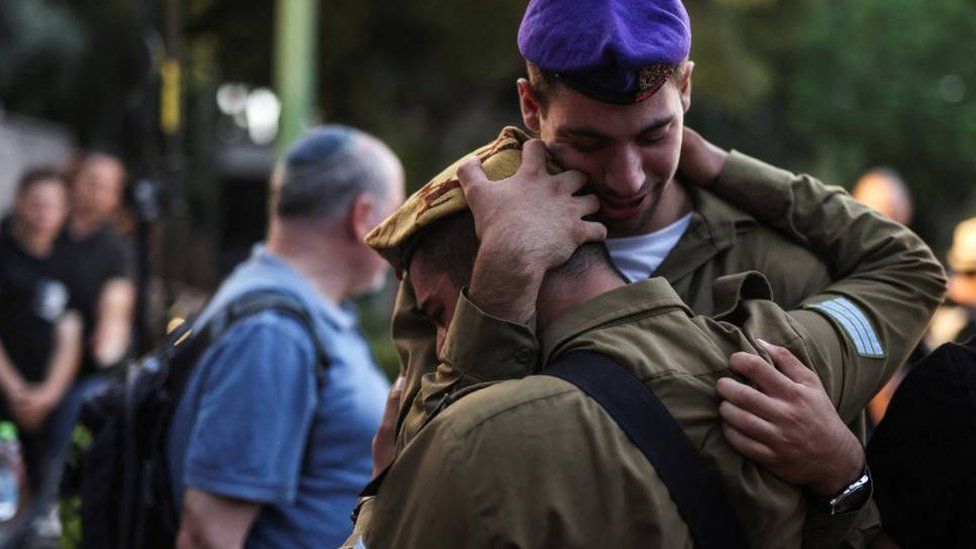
left=5, top=0, right=975, bottom=372
left=784, top=0, right=976, bottom=250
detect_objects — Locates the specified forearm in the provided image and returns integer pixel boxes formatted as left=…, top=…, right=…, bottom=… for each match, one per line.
left=0, top=343, right=25, bottom=397
left=467, top=235, right=545, bottom=326
left=716, top=154, right=944, bottom=396
left=93, top=279, right=135, bottom=367
left=42, top=312, right=83, bottom=398
left=177, top=489, right=258, bottom=549
left=712, top=152, right=944, bottom=306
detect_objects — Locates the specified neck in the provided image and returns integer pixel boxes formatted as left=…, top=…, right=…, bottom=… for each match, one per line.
left=69, top=212, right=104, bottom=239
left=12, top=221, right=55, bottom=257
left=536, top=266, right=626, bottom=330
left=266, top=220, right=350, bottom=306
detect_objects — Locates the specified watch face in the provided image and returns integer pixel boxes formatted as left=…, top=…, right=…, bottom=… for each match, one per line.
left=830, top=472, right=873, bottom=515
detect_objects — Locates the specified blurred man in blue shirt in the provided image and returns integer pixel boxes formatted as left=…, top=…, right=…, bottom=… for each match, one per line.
left=167, top=125, right=404, bottom=548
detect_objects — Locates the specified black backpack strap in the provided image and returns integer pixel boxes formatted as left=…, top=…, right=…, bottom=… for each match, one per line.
left=167, top=289, right=332, bottom=395
left=209, top=290, right=331, bottom=382
left=544, top=351, right=749, bottom=549
left=145, top=290, right=334, bottom=542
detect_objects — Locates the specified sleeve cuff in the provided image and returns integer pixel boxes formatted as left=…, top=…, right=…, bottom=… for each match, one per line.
left=802, top=498, right=881, bottom=549
left=440, top=288, right=540, bottom=381
left=185, top=468, right=295, bottom=505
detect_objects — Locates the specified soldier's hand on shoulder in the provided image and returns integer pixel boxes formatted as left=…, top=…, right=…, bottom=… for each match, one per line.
left=715, top=340, right=864, bottom=496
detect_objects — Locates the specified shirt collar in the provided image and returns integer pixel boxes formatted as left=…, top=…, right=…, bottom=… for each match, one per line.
left=652, top=185, right=757, bottom=282
left=540, top=277, right=691, bottom=365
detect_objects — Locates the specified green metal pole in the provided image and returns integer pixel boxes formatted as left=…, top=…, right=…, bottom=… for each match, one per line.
left=274, top=0, right=319, bottom=155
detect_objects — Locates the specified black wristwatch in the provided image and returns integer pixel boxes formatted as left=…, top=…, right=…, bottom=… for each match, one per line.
left=823, top=463, right=873, bottom=516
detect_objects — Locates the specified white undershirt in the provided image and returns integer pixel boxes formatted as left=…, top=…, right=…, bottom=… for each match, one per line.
left=605, top=213, right=693, bottom=282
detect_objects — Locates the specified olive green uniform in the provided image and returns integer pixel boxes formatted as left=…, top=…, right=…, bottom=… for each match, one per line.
left=395, top=149, right=844, bottom=451
left=346, top=155, right=944, bottom=549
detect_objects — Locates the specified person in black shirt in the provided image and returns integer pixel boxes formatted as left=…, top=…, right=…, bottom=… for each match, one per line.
left=60, top=152, right=135, bottom=374
left=867, top=336, right=976, bottom=548
left=0, top=169, right=83, bottom=490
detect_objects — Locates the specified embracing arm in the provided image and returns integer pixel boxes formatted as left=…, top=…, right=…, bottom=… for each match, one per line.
left=683, top=128, right=946, bottom=417
left=395, top=141, right=604, bottom=449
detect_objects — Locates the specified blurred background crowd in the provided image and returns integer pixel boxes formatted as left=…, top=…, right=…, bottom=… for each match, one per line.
left=3, top=0, right=976, bottom=363
left=0, top=0, right=974, bottom=545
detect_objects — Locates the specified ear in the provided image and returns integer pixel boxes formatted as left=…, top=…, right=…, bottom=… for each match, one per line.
left=346, top=193, right=375, bottom=242
left=678, top=61, right=694, bottom=113
left=517, top=78, right=543, bottom=133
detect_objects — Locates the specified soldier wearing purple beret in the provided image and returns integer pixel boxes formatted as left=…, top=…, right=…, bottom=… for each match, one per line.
left=349, top=1, right=944, bottom=547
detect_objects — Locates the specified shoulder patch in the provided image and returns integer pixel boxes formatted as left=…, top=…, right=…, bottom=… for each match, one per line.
left=803, top=296, right=885, bottom=358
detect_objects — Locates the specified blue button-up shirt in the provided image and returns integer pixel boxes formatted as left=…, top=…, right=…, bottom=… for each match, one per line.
left=167, top=246, right=390, bottom=548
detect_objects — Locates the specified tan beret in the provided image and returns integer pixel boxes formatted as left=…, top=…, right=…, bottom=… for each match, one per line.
left=948, top=216, right=976, bottom=272
left=365, top=126, right=562, bottom=275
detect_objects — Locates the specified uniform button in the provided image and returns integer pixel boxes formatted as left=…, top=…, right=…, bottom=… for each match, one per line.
left=515, top=348, right=533, bottom=364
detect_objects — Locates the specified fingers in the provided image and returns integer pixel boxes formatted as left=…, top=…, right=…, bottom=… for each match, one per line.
left=718, top=400, right=778, bottom=442
left=729, top=351, right=793, bottom=396
left=574, top=194, right=601, bottom=217
left=577, top=220, right=608, bottom=244
left=520, top=139, right=547, bottom=174
left=721, top=423, right=776, bottom=464
left=715, top=375, right=783, bottom=422
left=554, top=169, right=588, bottom=195
left=757, top=339, right=820, bottom=387
left=456, top=156, right=490, bottom=193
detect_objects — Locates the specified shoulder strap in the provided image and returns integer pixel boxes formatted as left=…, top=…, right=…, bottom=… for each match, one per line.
left=138, top=290, right=333, bottom=544
left=203, top=290, right=331, bottom=380
left=543, top=351, right=749, bottom=549
left=165, top=289, right=332, bottom=399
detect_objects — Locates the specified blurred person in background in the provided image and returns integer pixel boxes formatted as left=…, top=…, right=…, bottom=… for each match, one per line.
left=851, top=167, right=913, bottom=227
left=866, top=335, right=976, bottom=549
left=0, top=169, right=82, bottom=495
left=61, top=151, right=136, bottom=375
left=169, top=125, right=403, bottom=549
left=928, top=216, right=976, bottom=346
left=850, top=167, right=922, bottom=425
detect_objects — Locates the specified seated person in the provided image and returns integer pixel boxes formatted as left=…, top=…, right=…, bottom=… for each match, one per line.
left=0, top=169, right=82, bottom=493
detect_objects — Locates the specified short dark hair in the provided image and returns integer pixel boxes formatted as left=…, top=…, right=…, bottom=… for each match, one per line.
left=275, top=125, right=400, bottom=222
left=18, top=168, right=67, bottom=194
left=409, top=212, right=480, bottom=289
left=408, top=210, right=619, bottom=288
left=525, top=59, right=690, bottom=111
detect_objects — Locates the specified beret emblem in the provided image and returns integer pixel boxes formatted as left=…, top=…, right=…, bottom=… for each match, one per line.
left=636, top=63, right=677, bottom=102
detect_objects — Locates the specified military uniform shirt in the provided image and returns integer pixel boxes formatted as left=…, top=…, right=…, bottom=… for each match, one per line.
left=348, top=156, right=944, bottom=548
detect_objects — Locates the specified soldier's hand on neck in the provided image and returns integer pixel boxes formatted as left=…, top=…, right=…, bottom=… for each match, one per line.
left=457, top=140, right=606, bottom=324
left=677, top=127, right=729, bottom=187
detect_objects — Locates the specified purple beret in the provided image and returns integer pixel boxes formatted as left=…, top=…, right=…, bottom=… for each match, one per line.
left=518, top=0, right=691, bottom=104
